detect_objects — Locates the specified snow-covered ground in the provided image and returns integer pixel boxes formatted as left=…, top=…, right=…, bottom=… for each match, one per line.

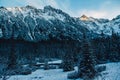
left=7, top=69, right=75, bottom=80
left=36, top=60, right=62, bottom=65
left=4, top=62, right=120, bottom=80
left=48, top=60, right=62, bottom=64
left=95, top=62, right=120, bottom=80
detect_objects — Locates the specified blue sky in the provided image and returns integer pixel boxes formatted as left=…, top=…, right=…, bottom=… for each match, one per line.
left=0, top=0, right=120, bottom=19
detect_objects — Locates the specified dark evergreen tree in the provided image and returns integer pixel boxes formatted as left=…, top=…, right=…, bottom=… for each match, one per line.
left=109, top=30, right=120, bottom=61
left=7, top=48, right=17, bottom=69
left=44, top=59, right=49, bottom=70
left=62, top=49, right=74, bottom=72
left=7, top=23, right=17, bottom=69
left=105, top=36, right=111, bottom=62
left=99, top=31, right=106, bottom=62
left=78, top=33, right=96, bottom=80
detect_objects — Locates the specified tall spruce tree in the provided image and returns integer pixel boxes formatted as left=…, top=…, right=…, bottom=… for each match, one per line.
left=62, top=52, right=74, bottom=72
left=62, top=41, right=74, bottom=72
left=78, top=33, right=96, bottom=80
left=109, top=30, right=120, bottom=61
left=99, top=31, right=106, bottom=62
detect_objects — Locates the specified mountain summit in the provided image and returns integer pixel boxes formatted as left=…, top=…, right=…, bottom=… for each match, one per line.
left=80, top=15, right=89, bottom=21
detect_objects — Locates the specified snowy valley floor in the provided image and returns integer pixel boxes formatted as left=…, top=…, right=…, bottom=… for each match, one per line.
left=94, top=62, right=120, bottom=80
left=3, top=62, right=120, bottom=80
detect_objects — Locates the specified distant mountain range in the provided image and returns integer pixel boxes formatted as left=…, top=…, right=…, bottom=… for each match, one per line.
left=0, top=5, right=120, bottom=42
left=79, top=15, right=120, bottom=36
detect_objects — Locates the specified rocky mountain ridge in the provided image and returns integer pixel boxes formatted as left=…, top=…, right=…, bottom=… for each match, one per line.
left=0, top=5, right=120, bottom=42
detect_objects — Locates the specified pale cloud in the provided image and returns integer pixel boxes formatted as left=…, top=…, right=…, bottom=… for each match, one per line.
left=23, top=0, right=74, bottom=16
left=2, top=0, right=119, bottom=19
left=77, top=10, right=107, bottom=19
left=55, top=0, right=74, bottom=16
left=24, top=0, right=59, bottom=9
left=76, top=0, right=120, bottom=19
left=18, top=0, right=120, bottom=19
left=77, top=9, right=120, bottom=20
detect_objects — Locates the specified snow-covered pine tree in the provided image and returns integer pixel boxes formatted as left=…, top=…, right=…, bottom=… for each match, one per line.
left=78, top=33, right=96, bottom=80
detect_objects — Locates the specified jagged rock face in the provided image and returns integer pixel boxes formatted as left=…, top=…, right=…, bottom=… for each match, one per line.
left=0, top=5, right=86, bottom=42
left=0, top=5, right=120, bottom=42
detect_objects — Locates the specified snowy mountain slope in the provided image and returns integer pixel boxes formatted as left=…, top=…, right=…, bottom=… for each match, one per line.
left=0, top=5, right=85, bottom=42
left=6, top=6, right=66, bottom=21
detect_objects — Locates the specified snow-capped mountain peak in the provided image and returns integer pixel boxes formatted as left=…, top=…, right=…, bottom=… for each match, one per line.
left=5, top=5, right=67, bottom=21
left=80, top=15, right=89, bottom=21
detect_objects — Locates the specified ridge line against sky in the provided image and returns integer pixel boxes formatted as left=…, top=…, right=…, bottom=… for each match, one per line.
left=0, top=0, right=120, bottom=19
